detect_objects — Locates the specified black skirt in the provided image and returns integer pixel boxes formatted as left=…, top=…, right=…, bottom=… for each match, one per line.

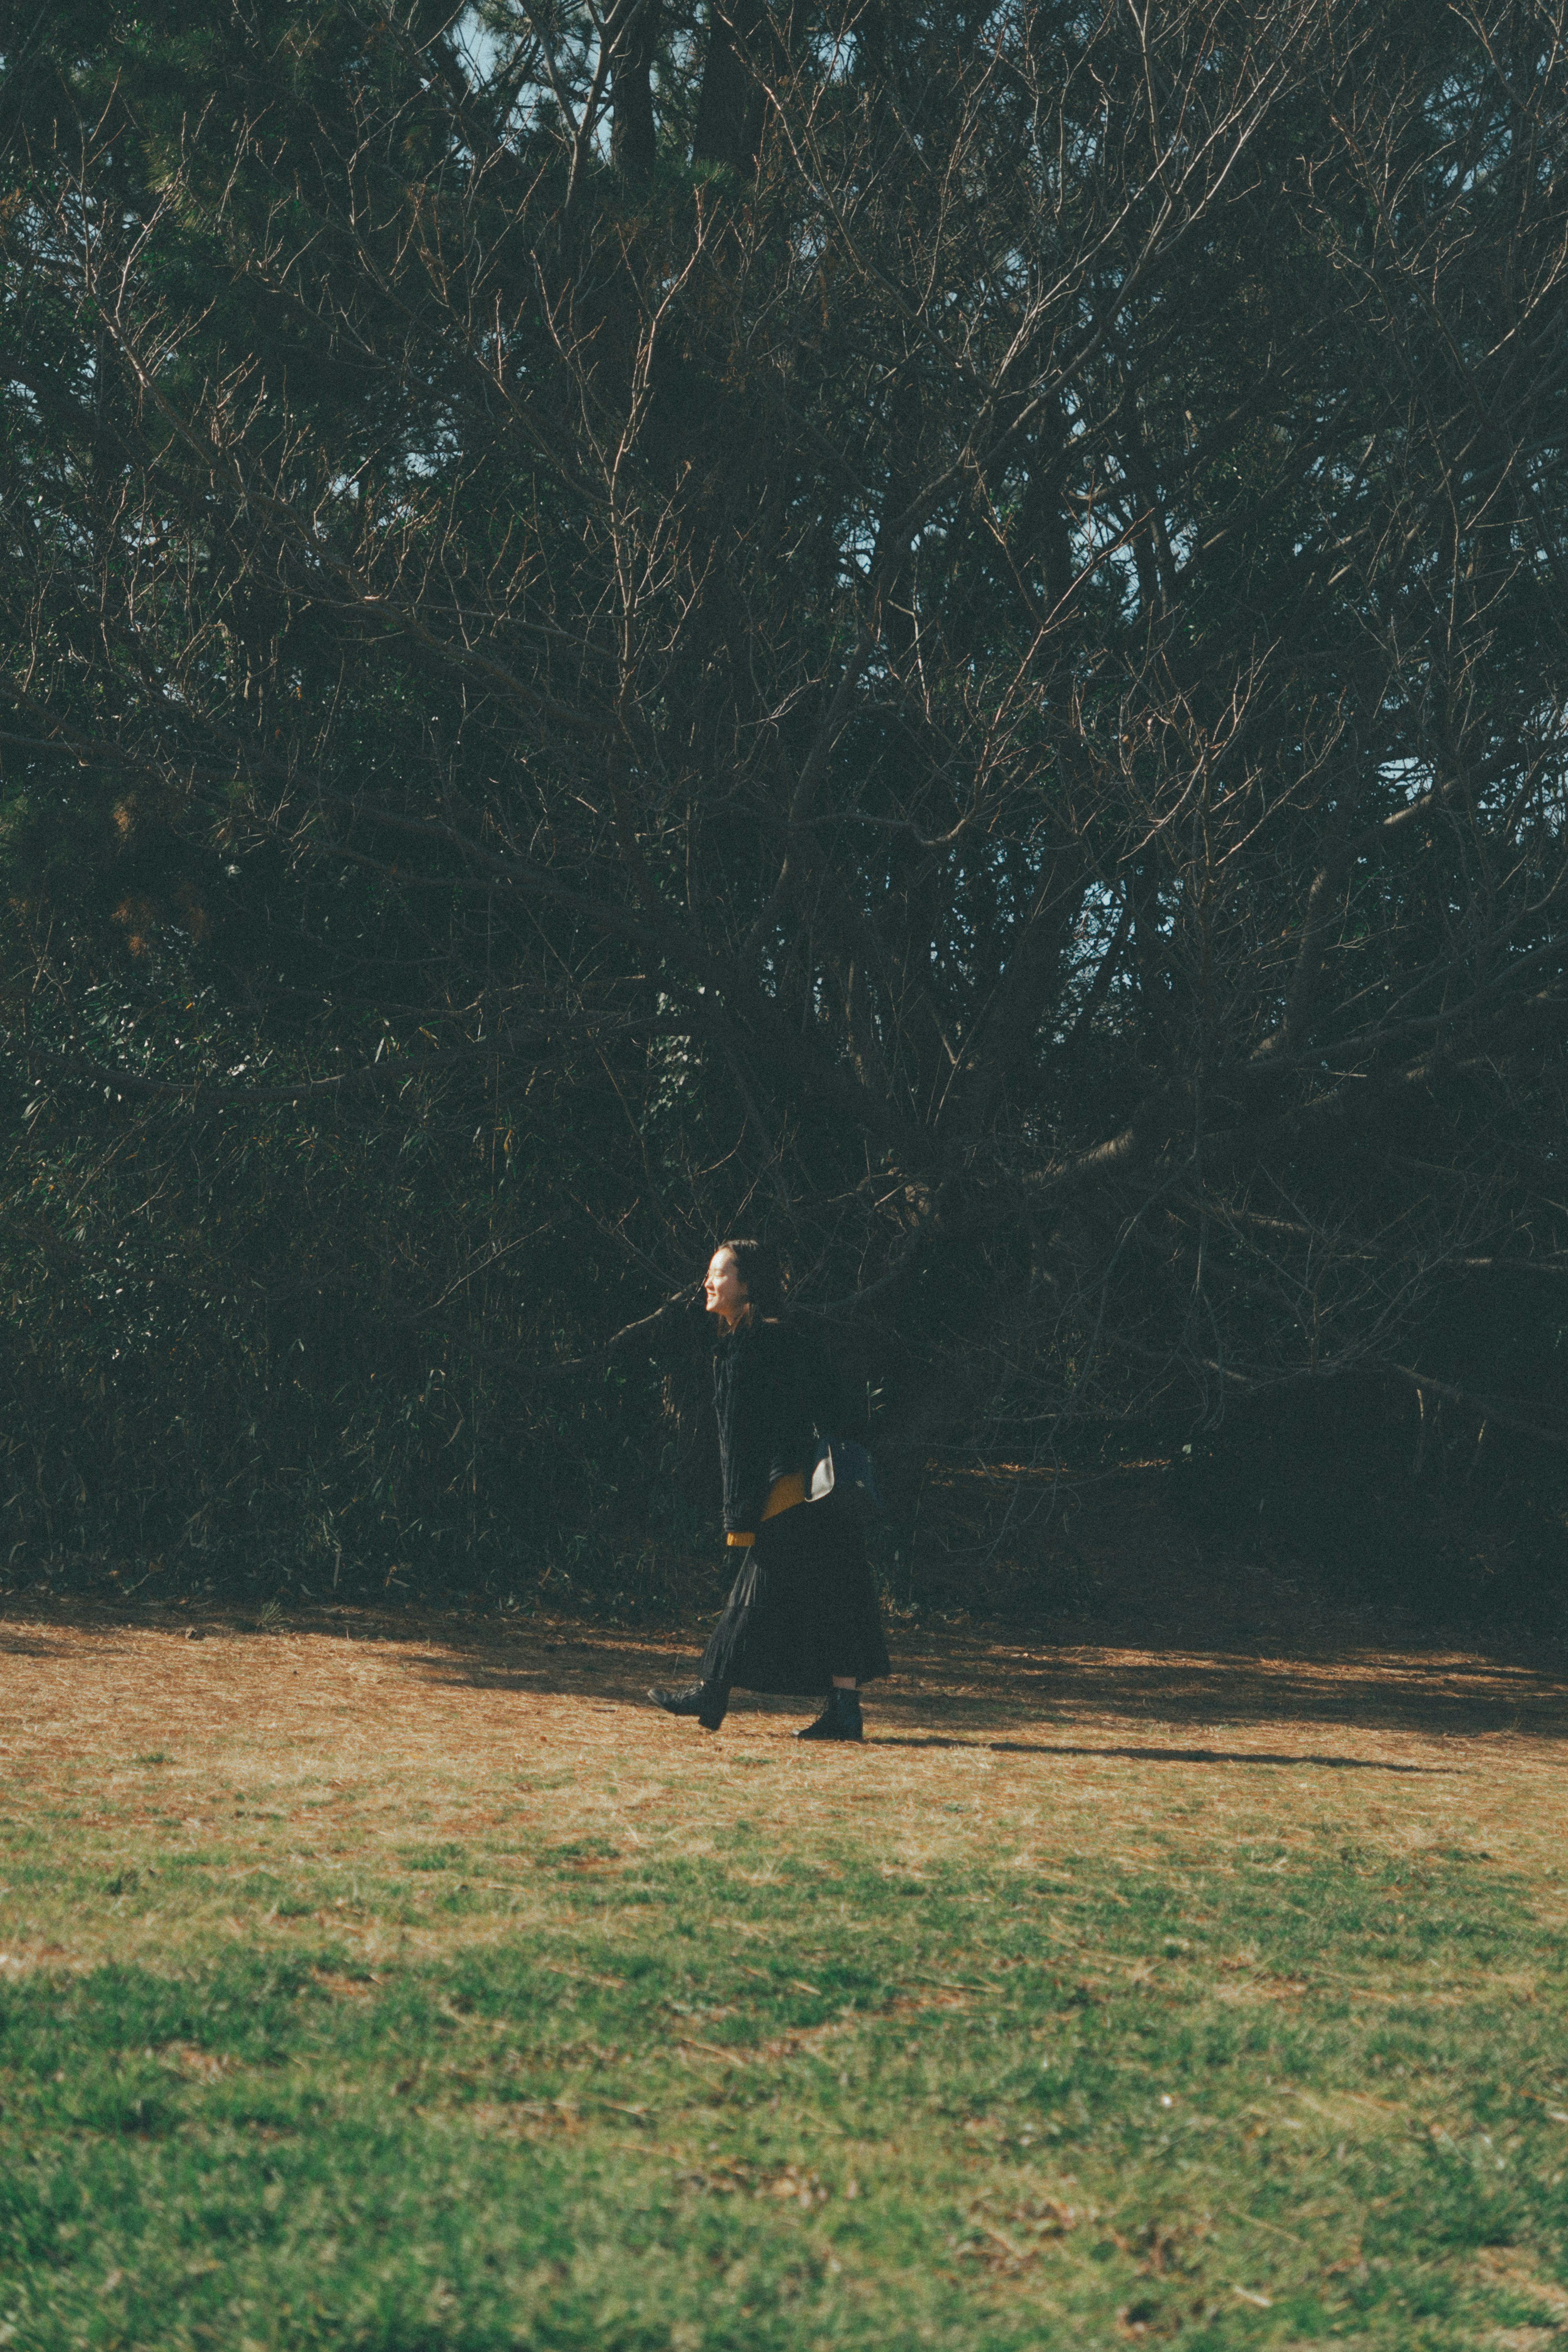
left=699, top=1496, right=891, bottom=1697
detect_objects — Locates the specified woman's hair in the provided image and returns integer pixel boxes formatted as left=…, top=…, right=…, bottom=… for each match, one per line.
left=716, top=1236, right=785, bottom=1319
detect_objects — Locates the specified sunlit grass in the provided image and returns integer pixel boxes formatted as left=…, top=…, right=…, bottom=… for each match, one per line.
left=2, top=1616, right=1567, bottom=2347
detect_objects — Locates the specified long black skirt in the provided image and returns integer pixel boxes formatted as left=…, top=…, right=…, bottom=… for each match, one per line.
left=699, top=1497, right=891, bottom=1697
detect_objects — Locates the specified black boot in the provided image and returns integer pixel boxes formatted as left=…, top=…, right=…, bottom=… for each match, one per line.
left=796, top=1688, right=863, bottom=1742
left=647, top=1680, right=729, bottom=1732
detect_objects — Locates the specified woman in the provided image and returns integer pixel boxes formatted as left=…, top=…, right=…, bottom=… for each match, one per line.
left=648, top=1238, right=890, bottom=1740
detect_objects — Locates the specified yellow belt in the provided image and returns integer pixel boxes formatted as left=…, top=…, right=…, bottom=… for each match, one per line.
left=726, top=1469, right=806, bottom=1547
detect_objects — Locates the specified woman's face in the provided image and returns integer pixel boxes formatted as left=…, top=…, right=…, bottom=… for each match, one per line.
left=704, top=1248, right=750, bottom=1328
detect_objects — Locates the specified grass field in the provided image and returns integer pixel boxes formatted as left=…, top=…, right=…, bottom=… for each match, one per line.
left=2, top=1602, right=1567, bottom=2350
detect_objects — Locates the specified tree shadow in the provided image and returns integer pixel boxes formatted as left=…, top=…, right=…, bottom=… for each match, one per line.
left=3, top=1594, right=1566, bottom=1743
left=388, top=1630, right=1568, bottom=1742
left=876, top=1737, right=1450, bottom=1773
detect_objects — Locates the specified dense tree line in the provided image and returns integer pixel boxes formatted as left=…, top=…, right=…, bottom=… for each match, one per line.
left=2, top=0, right=1567, bottom=1606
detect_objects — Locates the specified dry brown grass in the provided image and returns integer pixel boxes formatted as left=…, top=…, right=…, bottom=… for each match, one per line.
left=3, top=1596, right=1565, bottom=1974
left=6, top=1598, right=1568, bottom=2348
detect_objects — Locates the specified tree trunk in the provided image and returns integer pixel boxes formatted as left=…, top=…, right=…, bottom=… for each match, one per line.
left=611, top=0, right=659, bottom=179
left=692, top=0, right=766, bottom=177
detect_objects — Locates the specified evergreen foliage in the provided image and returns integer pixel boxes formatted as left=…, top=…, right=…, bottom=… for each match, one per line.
left=2, top=1, right=1567, bottom=1603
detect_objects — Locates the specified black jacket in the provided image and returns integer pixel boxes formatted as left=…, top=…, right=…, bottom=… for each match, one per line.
left=712, top=1317, right=849, bottom=1536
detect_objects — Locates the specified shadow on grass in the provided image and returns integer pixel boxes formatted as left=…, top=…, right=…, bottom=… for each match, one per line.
left=3, top=1593, right=1566, bottom=1744
left=397, top=1634, right=1568, bottom=1743
left=876, top=1736, right=1452, bottom=1772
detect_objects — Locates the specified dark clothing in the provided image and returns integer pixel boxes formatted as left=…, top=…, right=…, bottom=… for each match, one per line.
left=701, top=1314, right=889, bottom=1699
left=700, top=1491, right=891, bottom=1696
left=713, top=1317, right=848, bottom=1536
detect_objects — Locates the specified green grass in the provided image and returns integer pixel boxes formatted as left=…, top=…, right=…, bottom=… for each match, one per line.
left=4, top=1817, right=1568, bottom=2348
